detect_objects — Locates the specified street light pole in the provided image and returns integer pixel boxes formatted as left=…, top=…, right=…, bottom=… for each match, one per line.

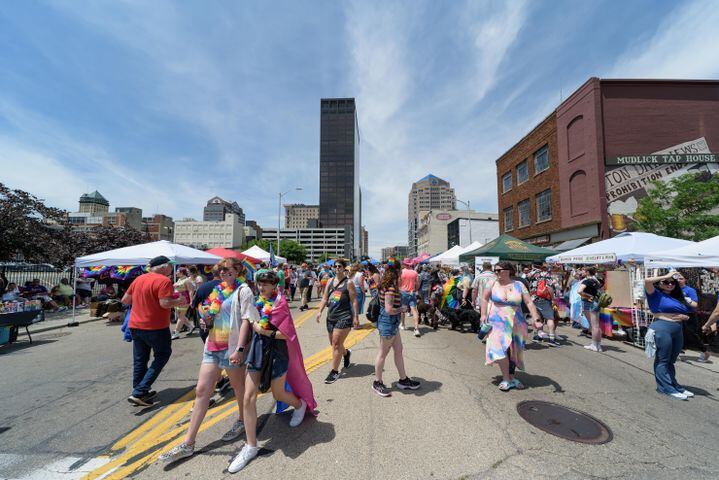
left=278, top=187, right=302, bottom=259
left=457, top=199, right=472, bottom=245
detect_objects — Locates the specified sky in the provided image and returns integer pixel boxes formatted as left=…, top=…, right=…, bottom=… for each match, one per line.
left=1, top=0, right=718, bottom=259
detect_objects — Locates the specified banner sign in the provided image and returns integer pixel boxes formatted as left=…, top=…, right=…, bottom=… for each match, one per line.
left=556, top=253, right=617, bottom=264
left=476, top=256, right=500, bottom=266
left=606, top=153, right=719, bottom=166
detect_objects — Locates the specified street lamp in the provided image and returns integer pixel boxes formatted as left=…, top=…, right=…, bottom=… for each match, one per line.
left=278, top=187, right=303, bottom=258
left=456, top=199, right=472, bottom=245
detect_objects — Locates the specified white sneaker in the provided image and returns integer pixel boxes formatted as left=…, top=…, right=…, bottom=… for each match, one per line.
left=222, top=419, right=245, bottom=441
left=680, top=389, right=695, bottom=398
left=399, top=324, right=406, bottom=330
left=697, top=352, right=710, bottom=363
left=414, top=328, right=421, bottom=337
left=171, top=332, right=181, bottom=340
left=669, top=392, right=688, bottom=400
left=228, top=444, right=259, bottom=473
left=289, top=399, right=307, bottom=427
left=583, top=344, right=599, bottom=352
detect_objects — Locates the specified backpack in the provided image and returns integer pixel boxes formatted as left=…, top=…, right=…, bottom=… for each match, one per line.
left=536, top=279, right=553, bottom=300
left=598, top=292, right=613, bottom=309
left=366, top=295, right=380, bottom=322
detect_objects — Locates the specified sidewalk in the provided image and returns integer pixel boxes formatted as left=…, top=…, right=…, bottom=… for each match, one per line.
left=17, top=307, right=104, bottom=337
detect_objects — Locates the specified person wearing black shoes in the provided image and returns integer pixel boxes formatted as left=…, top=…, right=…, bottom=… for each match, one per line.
left=372, top=258, right=421, bottom=397
left=316, top=259, right=359, bottom=384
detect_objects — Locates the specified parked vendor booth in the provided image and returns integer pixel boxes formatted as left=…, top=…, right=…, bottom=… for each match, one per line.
left=547, top=232, right=695, bottom=347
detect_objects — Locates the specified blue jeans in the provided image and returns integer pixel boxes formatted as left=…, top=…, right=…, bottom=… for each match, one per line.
left=652, top=320, right=684, bottom=395
left=356, top=291, right=365, bottom=315
left=130, top=327, right=172, bottom=397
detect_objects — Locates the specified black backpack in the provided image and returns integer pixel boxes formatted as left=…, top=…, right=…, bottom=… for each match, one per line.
left=366, top=295, right=381, bottom=322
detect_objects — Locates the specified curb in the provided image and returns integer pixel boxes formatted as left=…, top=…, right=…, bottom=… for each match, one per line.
left=19, top=315, right=106, bottom=336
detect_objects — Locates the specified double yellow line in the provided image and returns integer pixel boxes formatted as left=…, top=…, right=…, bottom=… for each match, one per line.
left=82, top=309, right=375, bottom=479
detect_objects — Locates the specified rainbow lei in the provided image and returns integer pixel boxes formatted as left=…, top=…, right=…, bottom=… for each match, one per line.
left=206, top=278, right=244, bottom=317
left=255, top=293, right=277, bottom=330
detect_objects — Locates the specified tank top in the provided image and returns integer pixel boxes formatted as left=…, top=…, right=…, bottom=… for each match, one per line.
left=327, top=277, right=352, bottom=321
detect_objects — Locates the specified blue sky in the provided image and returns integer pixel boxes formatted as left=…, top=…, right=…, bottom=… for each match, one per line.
left=1, top=0, right=718, bottom=258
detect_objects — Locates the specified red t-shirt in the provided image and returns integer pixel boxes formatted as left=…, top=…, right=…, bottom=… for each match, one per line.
left=127, top=273, right=175, bottom=330
left=400, top=268, right=419, bottom=293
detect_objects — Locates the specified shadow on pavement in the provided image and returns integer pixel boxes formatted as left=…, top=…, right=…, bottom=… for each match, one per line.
left=0, top=338, right=58, bottom=354
left=259, top=413, right=336, bottom=460
left=340, top=363, right=375, bottom=379
left=681, top=385, right=717, bottom=402
left=491, top=374, right=563, bottom=393
left=134, top=386, right=195, bottom=416
left=391, top=377, right=442, bottom=396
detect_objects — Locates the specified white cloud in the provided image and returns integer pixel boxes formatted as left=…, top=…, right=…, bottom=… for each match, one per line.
left=609, top=0, right=719, bottom=78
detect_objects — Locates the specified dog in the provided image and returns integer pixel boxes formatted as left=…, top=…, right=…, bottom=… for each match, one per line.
left=416, top=297, right=435, bottom=327
left=443, top=305, right=481, bottom=333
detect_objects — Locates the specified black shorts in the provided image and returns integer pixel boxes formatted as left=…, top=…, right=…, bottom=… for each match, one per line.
left=326, top=315, right=353, bottom=333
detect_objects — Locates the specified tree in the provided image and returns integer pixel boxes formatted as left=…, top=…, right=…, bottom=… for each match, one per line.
left=240, top=238, right=307, bottom=264
left=0, top=183, right=69, bottom=263
left=317, top=253, right=332, bottom=263
left=635, top=172, right=719, bottom=241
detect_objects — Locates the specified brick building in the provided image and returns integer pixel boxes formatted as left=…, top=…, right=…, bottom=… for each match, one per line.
left=496, top=78, right=719, bottom=248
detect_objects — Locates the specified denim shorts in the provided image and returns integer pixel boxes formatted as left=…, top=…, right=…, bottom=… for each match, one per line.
left=377, top=311, right=400, bottom=338
left=400, top=291, right=417, bottom=309
left=534, top=298, right=555, bottom=320
left=582, top=299, right=600, bottom=313
left=202, top=349, right=243, bottom=370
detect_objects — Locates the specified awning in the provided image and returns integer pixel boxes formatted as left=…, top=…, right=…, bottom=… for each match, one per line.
left=554, top=237, right=591, bottom=252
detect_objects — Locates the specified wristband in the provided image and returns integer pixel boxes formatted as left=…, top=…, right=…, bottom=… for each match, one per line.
left=270, top=330, right=277, bottom=339
left=236, top=346, right=244, bottom=353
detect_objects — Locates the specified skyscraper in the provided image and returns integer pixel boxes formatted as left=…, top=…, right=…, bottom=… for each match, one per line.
left=408, top=174, right=456, bottom=256
left=319, top=98, right=361, bottom=258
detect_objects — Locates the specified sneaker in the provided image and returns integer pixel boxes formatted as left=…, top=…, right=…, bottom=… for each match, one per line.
left=343, top=349, right=351, bottom=369
left=399, top=324, right=406, bottom=330
left=697, top=352, right=710, bottom=363
left=228, top=444, right=259, bottom=473
left=127, top=394, right=153, bottom=407
left=414, top=328, right=421, bottom=337
left=171, top=332, right=181, bottom=340
left=222, top=419, right=246, bottom=441
left=372, top=380, right=392, bottom=397
left=584, top=344, right=600, bottom=352
left=324, top=370, right=340, bottom=384
left=546, top=338, right=561, bottom=347
left=397, top=377, right=420, bottom=390
left=669, top=392, right=688, bottom=401
left=289, top=399, right=307, bottom=427
left=159, top=442, right=194, bottom=464
left=57, top=306, right=68, bottom=312
left=186, top=326, right=196, bottom=336
left=680, top=389, right=695, bottom=398
left=215, top=376, right=230, bottom=393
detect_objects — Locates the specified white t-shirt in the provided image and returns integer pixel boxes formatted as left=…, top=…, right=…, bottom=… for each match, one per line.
left=236, top=285, right=260, bottom=324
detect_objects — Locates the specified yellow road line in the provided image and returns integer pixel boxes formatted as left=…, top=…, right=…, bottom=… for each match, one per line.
left=82, top=308, right=367, bottom=480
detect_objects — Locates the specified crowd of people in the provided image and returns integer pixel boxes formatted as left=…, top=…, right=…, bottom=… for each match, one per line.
left=105, top=251, right=719, bottom=474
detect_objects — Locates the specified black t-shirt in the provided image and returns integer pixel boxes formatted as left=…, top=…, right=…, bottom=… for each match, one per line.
left=191, top=279, right=221, bottom=309
left=581, top=278, right=601, bottom=299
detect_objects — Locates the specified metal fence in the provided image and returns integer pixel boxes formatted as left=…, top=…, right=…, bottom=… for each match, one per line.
left=0, top=264, right=102, bottom=295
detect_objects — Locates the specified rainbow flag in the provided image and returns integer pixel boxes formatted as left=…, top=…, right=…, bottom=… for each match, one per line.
left=441, top=277, right=460, bottom=310
left=599, top=309, right=615, bottom=337
left=81, top=266, right=109, bottom=278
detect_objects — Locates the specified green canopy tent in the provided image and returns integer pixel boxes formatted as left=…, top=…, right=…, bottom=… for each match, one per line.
left=458, top=234, right=557, bottom=264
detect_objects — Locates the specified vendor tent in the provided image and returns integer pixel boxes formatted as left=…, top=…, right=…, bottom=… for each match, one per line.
left=429, top=245, right=465, bottom=266
left=75, top=240, right=222, bottom=267
left=206, top=247, right=260, bottom=264
left=241, top=245, right=287, bottom=264
left=645, top=235, right=719, bottom=268
left=458, top=234, right=556, bottom=263
left=546, top=232, right=693, bottom=265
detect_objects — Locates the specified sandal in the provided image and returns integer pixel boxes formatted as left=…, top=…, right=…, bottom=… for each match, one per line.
left=509, top=379, right=525, bottom=390
left=498, top=381, right=511, bottom=391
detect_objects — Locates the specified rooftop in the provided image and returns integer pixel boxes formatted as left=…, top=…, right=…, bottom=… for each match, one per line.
left=79, top=190, right=109, bottom=205
left=415, top=174, right=449, bottom=184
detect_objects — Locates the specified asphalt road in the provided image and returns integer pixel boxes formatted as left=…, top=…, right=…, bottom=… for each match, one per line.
left=2, top=301, right=719, bottom=480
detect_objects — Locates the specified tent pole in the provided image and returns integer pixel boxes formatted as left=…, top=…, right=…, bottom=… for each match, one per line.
left=68, top=267, right=80, bottom=327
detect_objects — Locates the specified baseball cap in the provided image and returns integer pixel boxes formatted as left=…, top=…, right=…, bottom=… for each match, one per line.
left=148, top=255, right=175, bottom=268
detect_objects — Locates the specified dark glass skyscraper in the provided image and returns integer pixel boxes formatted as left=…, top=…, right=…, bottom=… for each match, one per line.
left=319, top=98, right=360, bottom=257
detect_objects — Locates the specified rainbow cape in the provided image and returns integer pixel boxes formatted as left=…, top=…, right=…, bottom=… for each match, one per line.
left=269, top=291, right=317, bottom=415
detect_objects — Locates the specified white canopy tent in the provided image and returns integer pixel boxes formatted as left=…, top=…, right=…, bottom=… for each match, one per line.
left=428, top=245, right=466, bottom=266
left=71, top=241, right=221, bottom=326
left=75, top=240, right=222, bottom=267
left=645, top=235, right=719, bottom=268
left=241, top=245, right=287, bottom=264
left=546, top=232, right=694, bottom=265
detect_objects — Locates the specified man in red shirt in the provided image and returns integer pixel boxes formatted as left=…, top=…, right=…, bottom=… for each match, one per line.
left=400, top=259, right=421, bottom=337
left=122, top=256, right=187, bottom=406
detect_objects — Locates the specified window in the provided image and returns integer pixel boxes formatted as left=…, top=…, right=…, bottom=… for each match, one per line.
left=503, top=207, right=514, bottom=232
left=517, top=160, right=528, bottom=184
left=534, top=145, right=549, bottom=173
left=502, top=172, right=512, bottom=193
left=536, top=189, right=552, bottom=222
left=518, top=199, right=530, bottom=227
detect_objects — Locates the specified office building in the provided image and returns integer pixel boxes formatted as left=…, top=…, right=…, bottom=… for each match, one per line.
left=496, top=78, right=719, bottom=248
left=285, top=204, right=319, bottom=228
left=108, top=207, right=143, bottom=230
left=203, top=196, right=246, bottom=224
left=381, top=245, right=409, bottom=261
left=262, top=227, right=350, bottom=262
left=319, top=98, right=361, bottom=257
left=143, top=214, right=174, bottom=241
left=78, top=191, right=110, bottom=216
left=447, top=214, right=499, bottom=248
left=174, top=213, right=245, bottom=249
left=408, top=175, right=456, bottom=256
left=417, top=210, right=498, bottom=255
left=361, top=226, right=368, bottom=257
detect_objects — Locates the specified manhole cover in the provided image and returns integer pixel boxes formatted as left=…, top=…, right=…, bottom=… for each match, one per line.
left=517, top=401, right=612, bottom=444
